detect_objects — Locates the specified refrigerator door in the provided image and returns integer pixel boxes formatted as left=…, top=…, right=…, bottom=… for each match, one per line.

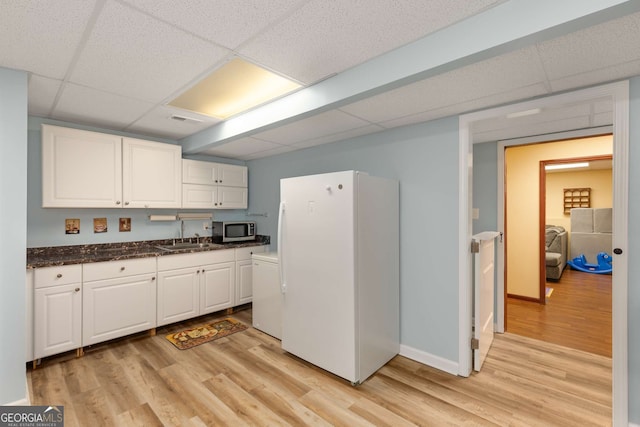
left=280, top=171, right=357, bottom=382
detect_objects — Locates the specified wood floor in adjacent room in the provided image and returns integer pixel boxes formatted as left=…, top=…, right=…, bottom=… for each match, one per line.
left=507, top=268, right=612, bottom=358
left=28, top=307, right=611, bottom=426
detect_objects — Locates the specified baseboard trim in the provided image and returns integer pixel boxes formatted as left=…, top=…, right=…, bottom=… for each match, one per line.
left=507, top=293, right=540, bottom=303
left=628, top=422, right=639, bottom=427
left=399, top=344, right=458, bottom=376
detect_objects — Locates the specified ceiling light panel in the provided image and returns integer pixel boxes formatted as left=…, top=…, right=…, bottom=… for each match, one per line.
left=168, top=58, right=301, bottom=119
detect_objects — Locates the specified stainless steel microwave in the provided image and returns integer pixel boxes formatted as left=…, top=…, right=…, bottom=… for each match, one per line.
left=212, top=221, right=256, bottom=243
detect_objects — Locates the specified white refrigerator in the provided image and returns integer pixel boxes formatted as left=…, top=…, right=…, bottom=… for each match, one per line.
left=278, top=170, right=399, bottom=384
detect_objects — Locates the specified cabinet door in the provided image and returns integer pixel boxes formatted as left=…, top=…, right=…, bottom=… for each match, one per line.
left=182, top=183, right=218, bottom=209
left=183, top=159, right=218, bottom=185
left=34, top=283, right=82, bottom=359
left=83, top=274, right=157, bottom=346
left=217, top=186, right=248, bottom=209
left=42, top=124, right=122, bottom=208
left=26, top=270, right=34, bottom=362
left=122, top=137, right=182, bottom=208
left=217, top=164, right=247, bottom=187
left=157, top=267, right=199, bottom=326
left=200, top=262, right=235, bottom=314
left=236, top=259, right=254, bottom=305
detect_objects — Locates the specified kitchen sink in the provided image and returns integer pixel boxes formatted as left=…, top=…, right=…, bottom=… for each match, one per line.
left=154, top=242, right=221, bottom=252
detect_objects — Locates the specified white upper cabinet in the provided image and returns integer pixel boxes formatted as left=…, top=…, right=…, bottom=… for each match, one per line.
left=182, top=159, right=218, bottom=185
left=122, top=137, right=182, bottom=208
left=182, top=159, right=247, bottom=187
left=42, top=125, right=182, bottom=208
left=217, top=163, right=248, bottom=187
left=42, top=125, right=122, bottom=208
left=182, top=159, right=248, bottom=209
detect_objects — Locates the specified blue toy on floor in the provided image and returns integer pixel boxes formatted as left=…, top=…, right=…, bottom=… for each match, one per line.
left=567, top=252, right=612, bottom=274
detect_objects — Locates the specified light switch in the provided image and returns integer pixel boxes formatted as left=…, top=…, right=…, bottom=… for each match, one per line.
left=472, top=208, right=479, bottom=220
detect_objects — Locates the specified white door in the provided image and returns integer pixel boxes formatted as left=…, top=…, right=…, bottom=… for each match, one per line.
left=473, top=231, right=499, bottom=371
left=156, top=267, right=199, bottom=326
left=200, top=262, right=235, bottom=314
left=122, top=137, right=182, bottom=208
left=279, top=171, right=357, bottom=382
left=82, top=274, right=156, bottom=346
left=41, top=124, right=122, bottom=208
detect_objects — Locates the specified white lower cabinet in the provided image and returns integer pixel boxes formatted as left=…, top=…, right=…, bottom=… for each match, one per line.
left=200, top=262, right=235, bottom=314
left=31, top=245, right=267, bottom=360
left=26, top=270, right=33, bottom=362
left=34, top=265, right=82, bottom=359
left=157, top=266, right=199, bottom=326
left=235, top=246, right=266, bottom=305
left=157, top=250, right=235, bottom=327
left=82, top=258, right=157, bottom=346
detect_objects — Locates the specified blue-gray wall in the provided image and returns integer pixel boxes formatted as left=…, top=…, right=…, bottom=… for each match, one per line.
left=0, top=68, right=27, bottom=404
left=247, top=117, right=461, bottom=362
left=26, top=117, right=247, bottom=248
left=629, top=76, right=640, bottom=423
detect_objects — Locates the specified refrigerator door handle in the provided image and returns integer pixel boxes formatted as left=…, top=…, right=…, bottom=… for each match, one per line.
left=278, top=201, right=286, bottom=294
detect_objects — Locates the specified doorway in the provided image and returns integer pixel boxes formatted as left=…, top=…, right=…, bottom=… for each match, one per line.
left=458, top=81, right=629, bottom=425
left=505, top=147, right=613, bottom=357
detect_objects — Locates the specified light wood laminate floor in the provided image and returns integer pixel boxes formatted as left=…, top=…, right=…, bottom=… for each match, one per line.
left=28, top=307, right=611, bottom=426
left=507, top=268, right=612, bottom=357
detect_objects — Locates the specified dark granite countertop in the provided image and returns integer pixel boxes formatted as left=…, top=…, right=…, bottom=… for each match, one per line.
left=27, top=236, right=270, bottom=269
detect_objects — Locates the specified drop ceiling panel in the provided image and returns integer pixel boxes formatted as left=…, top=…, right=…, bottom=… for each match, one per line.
left=548, top=59, right=640, bottom=92
left=121, top=0, right=305, bottom=49
left=239, top=0, right=503, bottom=84
left=473, top=116, right=592, bottom=144
left=69, top=0, right=229, bottom=103
left=376, top=83, right=548, bottom=131
left=0, top=0, right=97, bottom=79
left=471, top=102, right=593, bottom=134
left=53, top=83, right=155, bottom=129
left=126, top=106, right=219, bottom=140
left=251, top=110, right=371, bottom=145
left=203, top=137, right=284, bottom=158
left=536, top=12, right=640, bottom=81
left=292, top=124, right=385, bottom=149
left=241, top=144, right=300, bottom=161
left=341, top=46, right=548, bottom=123
left=28, top=76, right=62, bottom=117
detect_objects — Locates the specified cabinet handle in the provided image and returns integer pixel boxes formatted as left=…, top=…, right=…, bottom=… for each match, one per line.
left=74, top=288, right=80, bottom=292
left=56, top=273, right=62, bottom=278
left=116, top=201, right=121, bottom=205
left=120, top=266, right=126, bottom=271
left=125, top=201, right=130, bottom=206
left=151, top=277, right=156, bottom=281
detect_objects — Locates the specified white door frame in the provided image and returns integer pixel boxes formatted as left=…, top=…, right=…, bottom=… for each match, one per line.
left=458, top=81, right=628, bottom=426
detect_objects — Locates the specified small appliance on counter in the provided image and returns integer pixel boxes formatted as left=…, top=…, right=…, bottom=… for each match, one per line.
left=212, top=221, right=255, bottom=243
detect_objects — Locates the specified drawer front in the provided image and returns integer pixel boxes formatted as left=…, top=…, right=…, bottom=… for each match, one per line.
left=34, top=264, right=82, bottom=289
left=157, top=249, right=235, bottom=271
left=235, top=245, right=266, bottom=261
left=83, top=257, right=157, bottom=282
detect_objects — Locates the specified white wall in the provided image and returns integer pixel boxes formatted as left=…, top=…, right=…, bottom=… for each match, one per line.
left=0, top=67, right=27, bottom=404
left=247, top=117, right=461, bottom=364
